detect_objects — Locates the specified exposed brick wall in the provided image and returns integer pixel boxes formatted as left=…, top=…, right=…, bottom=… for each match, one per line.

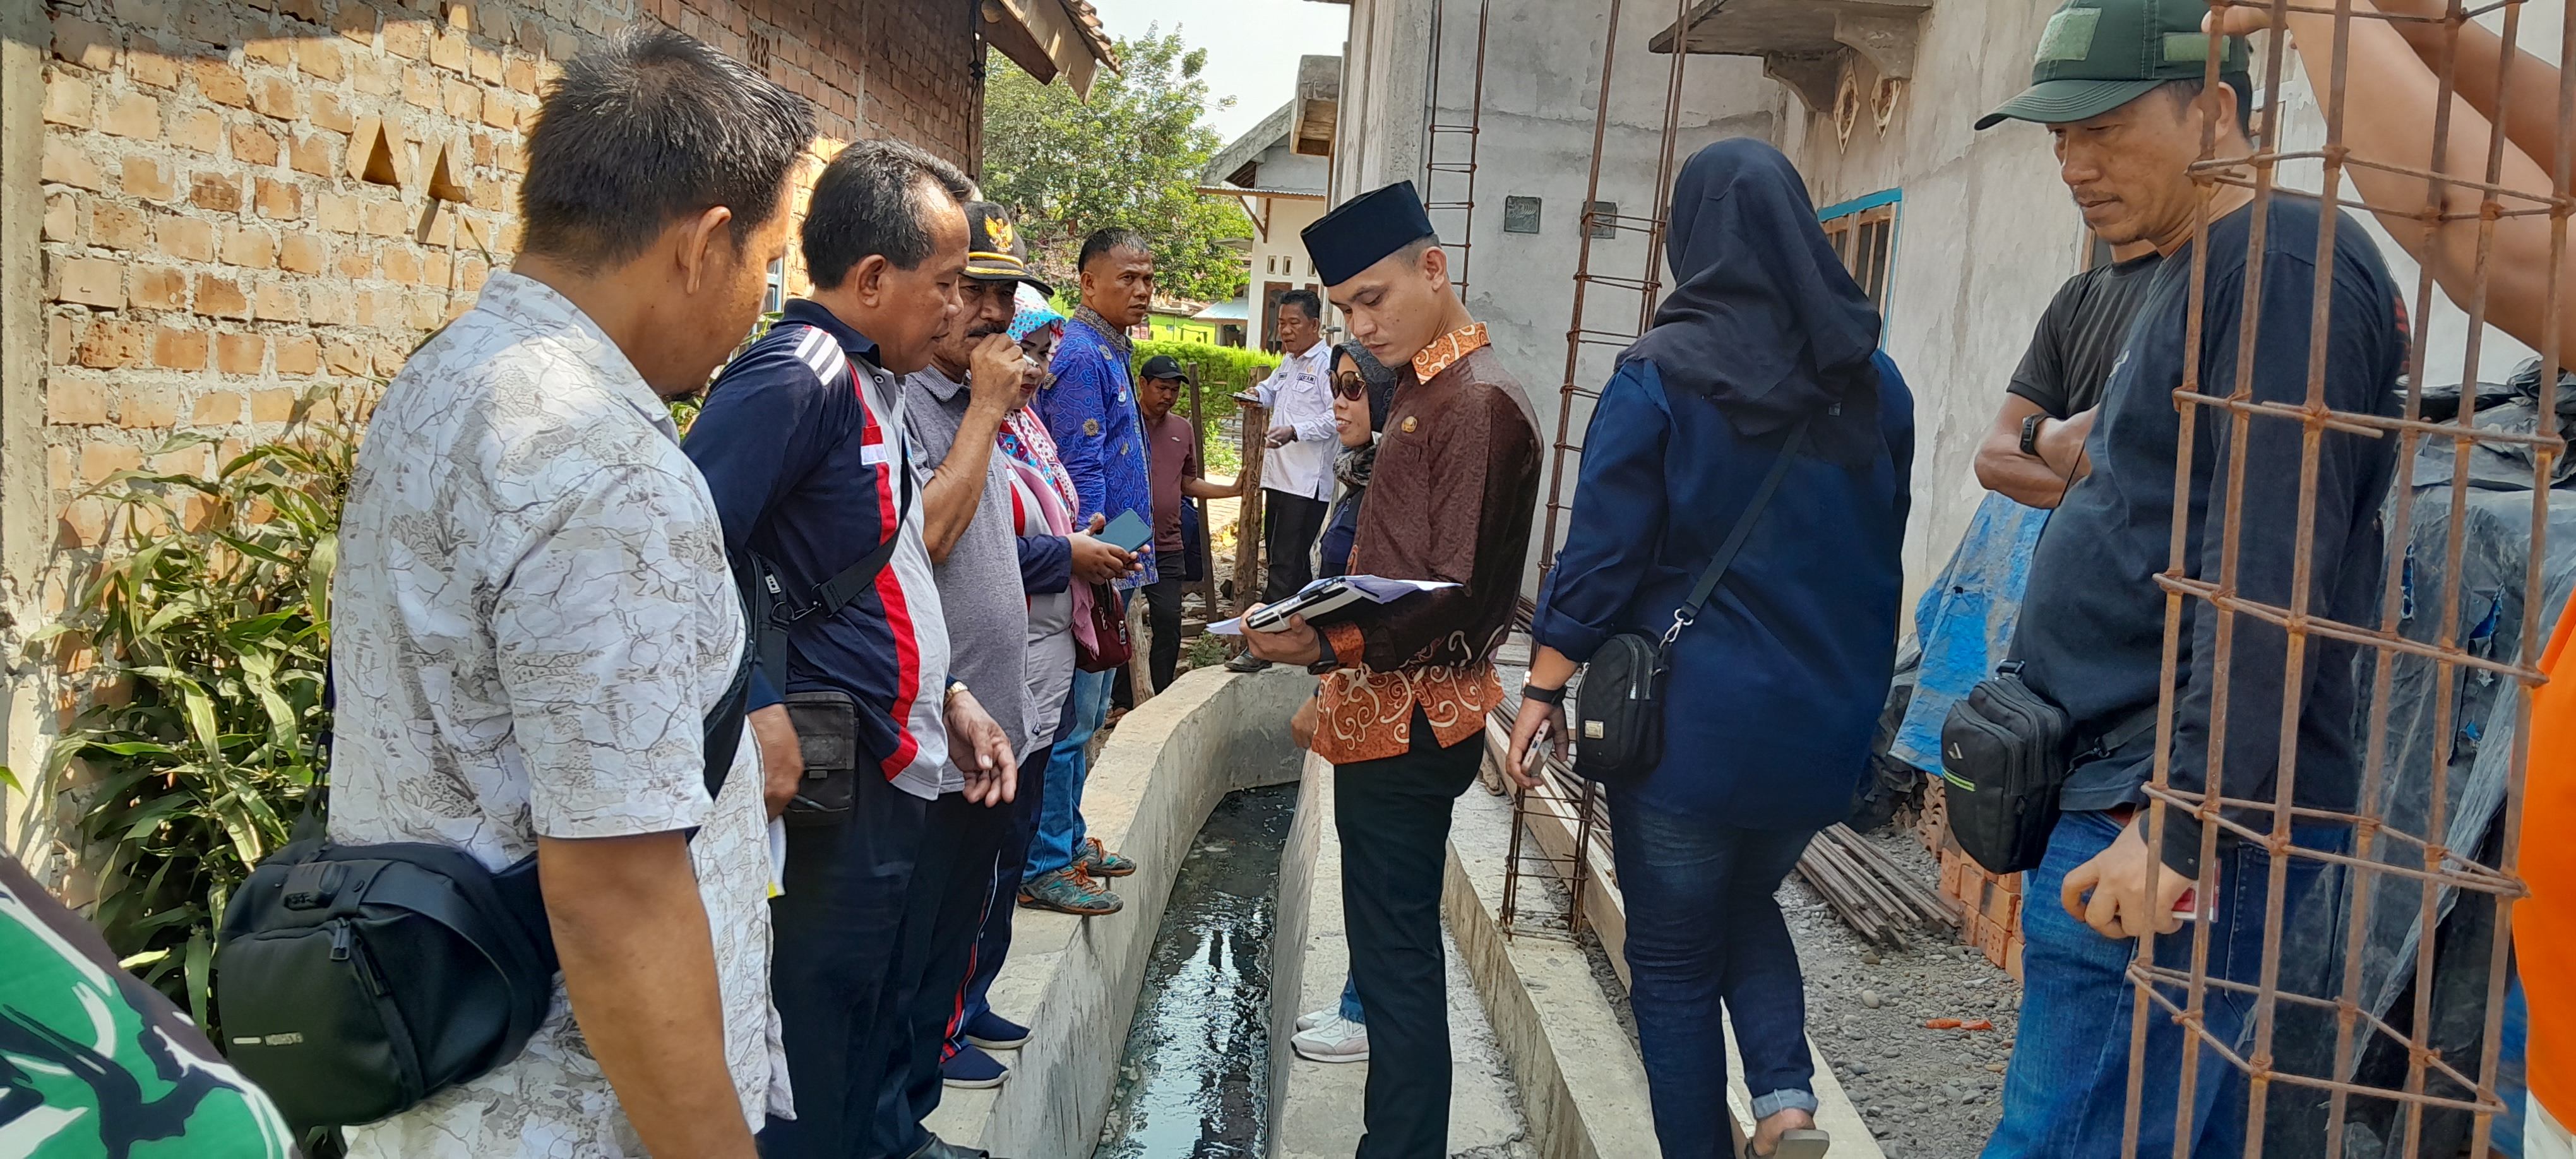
left=32, top=0, right=985, bottom=585
left=645, top=0, right=981, bottom=170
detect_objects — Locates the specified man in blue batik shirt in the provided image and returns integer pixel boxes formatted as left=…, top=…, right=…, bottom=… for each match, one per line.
left=1018, top=227, right=1155, bottom=914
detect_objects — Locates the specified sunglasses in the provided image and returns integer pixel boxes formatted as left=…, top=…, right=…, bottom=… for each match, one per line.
left=1332, top=372, right=1370, bottom=401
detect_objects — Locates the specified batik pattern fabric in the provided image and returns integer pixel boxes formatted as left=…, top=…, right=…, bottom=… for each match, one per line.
left=330, top=272, right=789, bottom=1158
left=1309, top=323, right=1544, bottom=764
left=1039, top=312, right=1157, bottom=589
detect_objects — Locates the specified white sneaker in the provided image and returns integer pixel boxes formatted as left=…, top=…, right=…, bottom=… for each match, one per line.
left=1291, top=1014, right=1369, bottom=1063
left=1295, top=1007, right=1339, bottom=1032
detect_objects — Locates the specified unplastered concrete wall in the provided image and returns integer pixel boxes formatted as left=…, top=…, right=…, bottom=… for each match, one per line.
left=1779, top=0, right=2077, bottom=605
left=3, top=0, right=987, bottom=868
left=1335, top=0, right=1784, bottom=581
left=1784, top=0, right=2572, bottom=612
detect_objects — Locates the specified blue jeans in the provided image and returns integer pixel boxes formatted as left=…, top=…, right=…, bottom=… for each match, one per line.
left=1983, top=811, right=2345, bottom=1159
left=1025, top=666, right=1113, bottom=881
left=1609, top=792, right=1820, bottom=1158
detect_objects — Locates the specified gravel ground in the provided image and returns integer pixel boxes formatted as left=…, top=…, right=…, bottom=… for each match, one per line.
left=1786, top=823, right=2018, bottom=1159
left=1526, top=809, right=2018, bottom=1159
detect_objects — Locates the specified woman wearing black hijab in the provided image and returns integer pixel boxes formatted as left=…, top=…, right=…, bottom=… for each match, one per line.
left=1507, top=138, right=1915, bottom=1158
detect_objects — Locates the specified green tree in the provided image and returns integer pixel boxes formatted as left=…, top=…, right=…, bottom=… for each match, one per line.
left=982, top=27, right=1253, bottom=304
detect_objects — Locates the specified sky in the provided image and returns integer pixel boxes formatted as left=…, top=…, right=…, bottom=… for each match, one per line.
left=1087, top=0, right=1352, bottom=146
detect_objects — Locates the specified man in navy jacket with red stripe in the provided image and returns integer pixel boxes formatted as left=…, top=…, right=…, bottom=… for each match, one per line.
left=686, top=140, right=1015, bottom=1159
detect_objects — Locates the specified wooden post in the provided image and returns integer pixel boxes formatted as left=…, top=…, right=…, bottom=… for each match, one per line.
left=1125, top=591, right=1154, bottom=706
left=1184, top=365, right=1217, bottom=633
left=1232, top=400, right=1268, bottom=620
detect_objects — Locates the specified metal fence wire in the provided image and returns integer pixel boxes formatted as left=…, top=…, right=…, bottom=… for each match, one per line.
left=1498, top=0, right=2568, bottom=1154
left=2134, top=2, right=2559, bottom=1155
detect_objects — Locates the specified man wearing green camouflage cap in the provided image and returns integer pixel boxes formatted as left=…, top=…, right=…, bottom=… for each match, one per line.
left=1972, top=1, right=2409, bottom=1156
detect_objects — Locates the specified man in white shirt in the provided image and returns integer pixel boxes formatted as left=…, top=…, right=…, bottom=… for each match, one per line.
left=1229, top=288, right=1338, bottom=673
left=329, top=29, right=809, bottom=1158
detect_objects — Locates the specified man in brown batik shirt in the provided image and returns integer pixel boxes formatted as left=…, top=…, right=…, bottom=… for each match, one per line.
left=1241, top=181, right=1542, bottom=1159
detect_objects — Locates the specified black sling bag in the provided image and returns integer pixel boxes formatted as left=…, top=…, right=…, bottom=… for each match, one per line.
left=213, top=643, right=753, bottom=1131
left=1938, top=663, right=2156, bottom=874
left=744, top=430, right=916, bottom=826
left=1572, top=419, right=1809, bottom=788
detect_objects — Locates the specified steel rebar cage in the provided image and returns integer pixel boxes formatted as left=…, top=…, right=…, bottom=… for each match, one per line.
left=2126, top=1, right=2563, bottom=1154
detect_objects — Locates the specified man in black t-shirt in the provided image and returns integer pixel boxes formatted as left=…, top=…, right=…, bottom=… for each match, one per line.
left=1972, top=241, right=2162, bottom=508
left=1973, top=1, right=2406, bottom=1157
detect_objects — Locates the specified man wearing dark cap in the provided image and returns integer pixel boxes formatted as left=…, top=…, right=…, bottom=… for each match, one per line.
left=1241, top=181, right=1542, bottom=1158
left=890, top=203, right=1092, bottom=1119
left=1973, top=2, right=2404, bottom=1156
left=1135, top=354, right=1242, bottom=692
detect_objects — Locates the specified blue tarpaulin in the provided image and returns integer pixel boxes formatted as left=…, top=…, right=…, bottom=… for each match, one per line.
left=1892, top=491, right=2053, bottom=774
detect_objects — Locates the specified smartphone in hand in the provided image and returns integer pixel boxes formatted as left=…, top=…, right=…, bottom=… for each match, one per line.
left=1100, top=510, right=1154, bottom=555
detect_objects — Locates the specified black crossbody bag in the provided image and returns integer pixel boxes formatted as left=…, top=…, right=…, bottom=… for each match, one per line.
left=213, top=642, right=753, bottom=1131
left=1938, top=662, right=2156, bottom=874
left=745, top=439, right=915, bottom=826
left=1573, top=420, right=1809, bottom=788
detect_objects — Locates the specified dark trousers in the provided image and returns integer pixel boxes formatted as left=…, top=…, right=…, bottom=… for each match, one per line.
left=1144, top=576, right=1186, bottom=691
left=946, top=726, right=1059, bottom=1057
left=877, top=787, right=1016, bottom=1156
left=761, top=768, right=930, bottom=1159
left=1335, top=718, right=1482, bottom=1159
left=1607, top=792, right=1820, bottom=1158
left=1260, top=491, right=1330, bottom=601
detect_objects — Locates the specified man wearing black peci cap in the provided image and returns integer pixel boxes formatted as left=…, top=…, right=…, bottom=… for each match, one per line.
left=1240, top=181, right=1542, bottom=1158
left=1974, top=1, right=2406, bottom=1156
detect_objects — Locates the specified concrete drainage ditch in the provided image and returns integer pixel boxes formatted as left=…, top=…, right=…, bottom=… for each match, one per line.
left=925, top=666, right=1857, bottom=1159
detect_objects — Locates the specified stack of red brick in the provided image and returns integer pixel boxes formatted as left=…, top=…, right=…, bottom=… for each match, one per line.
left=1917, top=781, right=2027, bottom=980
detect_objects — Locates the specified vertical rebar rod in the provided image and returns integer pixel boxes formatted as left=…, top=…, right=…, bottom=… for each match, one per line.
left=1541, top=0, right=1626, bottom=580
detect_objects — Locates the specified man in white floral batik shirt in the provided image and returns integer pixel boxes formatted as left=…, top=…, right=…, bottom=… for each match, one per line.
left=328, top=30, right=811, bottom=1158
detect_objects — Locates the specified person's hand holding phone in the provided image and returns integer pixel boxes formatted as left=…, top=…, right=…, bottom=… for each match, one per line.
left=1070, top=513, right=1138, bottom=585
left=1504, top=696, right=1565, bottom=790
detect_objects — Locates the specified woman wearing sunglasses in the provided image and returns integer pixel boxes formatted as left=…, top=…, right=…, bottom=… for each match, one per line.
left=1317, top=342, right=1398, bottom=581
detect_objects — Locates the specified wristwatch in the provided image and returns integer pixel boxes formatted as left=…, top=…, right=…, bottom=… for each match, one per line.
left=1522, top=682, right=1568, bottom=706
left=2020, top=412, right=2048, bottom=456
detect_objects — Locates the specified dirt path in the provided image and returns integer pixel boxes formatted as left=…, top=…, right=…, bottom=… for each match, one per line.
left=1785, top=824, right=2018, bottom=1158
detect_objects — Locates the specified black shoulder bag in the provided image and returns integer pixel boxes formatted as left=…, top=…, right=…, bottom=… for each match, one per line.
left=1938, top=663, right=2156, bottom=874
left=1572, top=419, right=1809, bottom=788
left=213, top=643, right=753, bottom=1131
left=746, top=437, right=915, bottom=826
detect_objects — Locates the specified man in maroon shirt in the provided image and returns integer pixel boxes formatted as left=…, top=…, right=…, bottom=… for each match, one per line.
left=1135, top=354, right=1240, bottom=692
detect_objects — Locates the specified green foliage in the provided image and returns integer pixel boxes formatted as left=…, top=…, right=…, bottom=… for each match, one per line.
left=982, top=27, right=1254, bottom=304
left=1128, top=340, right=1277, bottom=477
left=34, top=384, right=364, bottom=1026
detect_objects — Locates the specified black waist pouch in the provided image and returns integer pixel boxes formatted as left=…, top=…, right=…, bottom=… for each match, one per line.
left=214, top=642, right=751, bottom=1129
left=1940, top=663, right=2157, bottom=875
left=782, top=689, right=859, bottom=827
left=1939, top=664, right=2072, bottom=874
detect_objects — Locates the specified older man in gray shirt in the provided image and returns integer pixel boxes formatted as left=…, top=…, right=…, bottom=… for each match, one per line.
left=891, top=202, right=1066, bottom=1127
